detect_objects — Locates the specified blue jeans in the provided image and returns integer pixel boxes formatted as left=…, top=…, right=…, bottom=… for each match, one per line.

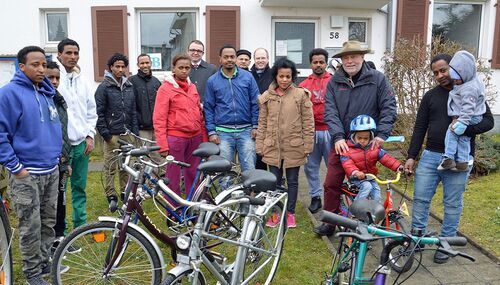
left=444, top=115, right=481, bottom=162
left=218, top=128, right=256, bottom=172
left=303, top=130, right=331, bottom=198
left=411, top=150, right=471, bottom=237
left=352, top=179, right=381, bottom=202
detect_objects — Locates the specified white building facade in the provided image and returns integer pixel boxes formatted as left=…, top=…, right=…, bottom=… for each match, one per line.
left=0, top=0, right=499, bottom=118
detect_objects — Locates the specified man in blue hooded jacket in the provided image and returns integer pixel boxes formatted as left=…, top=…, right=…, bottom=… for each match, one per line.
left=0, top=46, right=62, bottom=285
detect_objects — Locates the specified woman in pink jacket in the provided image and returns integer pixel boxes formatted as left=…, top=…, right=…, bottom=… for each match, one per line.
left=153, top=53, right=206, bottom=200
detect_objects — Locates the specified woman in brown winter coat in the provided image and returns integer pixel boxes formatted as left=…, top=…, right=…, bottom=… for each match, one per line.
left=256, top=58, right=314, bottom=228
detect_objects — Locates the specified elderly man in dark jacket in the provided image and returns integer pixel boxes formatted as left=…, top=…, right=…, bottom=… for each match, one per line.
left=129, top=54, right=161, bottom=141
left=95, top=53, right=138, bottom=211
left=314, top=41, right=397, bottom=236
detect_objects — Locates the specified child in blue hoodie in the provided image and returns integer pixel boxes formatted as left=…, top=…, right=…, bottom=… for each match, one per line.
left=0, top=46, right=62, bottom=285
left=438, top=50, right=486, bottom=172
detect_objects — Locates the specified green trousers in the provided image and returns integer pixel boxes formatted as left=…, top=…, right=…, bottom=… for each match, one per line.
left=69, top=141, right=89, bottom=228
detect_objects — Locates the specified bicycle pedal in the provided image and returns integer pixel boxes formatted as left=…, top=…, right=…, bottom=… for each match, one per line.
left=338, top=262, right=351, bottom=273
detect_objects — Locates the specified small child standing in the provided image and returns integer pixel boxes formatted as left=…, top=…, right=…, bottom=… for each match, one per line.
left=438, top=50, right=486, bottom=171
left=341, top=115, right=402, bottom=202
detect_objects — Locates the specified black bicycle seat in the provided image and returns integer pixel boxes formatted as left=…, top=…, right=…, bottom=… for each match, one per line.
left=241, top=170, right=277, bottom=193
left=197, top=155, right=232, bottom=173
left=349, top=199, right=385, bottom=224
left=192, top=142, right=220, bottom=158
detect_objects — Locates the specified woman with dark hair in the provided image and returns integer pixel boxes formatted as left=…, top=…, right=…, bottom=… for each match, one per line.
left=153, top=53, right=206, bottom=202
left=256, top=58, right=315, bottom=228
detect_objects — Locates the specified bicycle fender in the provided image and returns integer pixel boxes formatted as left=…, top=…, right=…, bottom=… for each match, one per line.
left=168, top=264, right=207, bottom=283
left=98, top=216, right=167, bottom=278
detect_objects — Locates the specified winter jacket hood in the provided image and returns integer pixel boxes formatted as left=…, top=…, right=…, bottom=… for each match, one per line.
left=0, top=70, right=62, bottom=174
left=448, top=51, right=486, bottom=123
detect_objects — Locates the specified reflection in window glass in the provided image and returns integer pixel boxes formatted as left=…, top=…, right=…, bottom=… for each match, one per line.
left=274, top=22, right=315, bottom=69
left=140, top=12, right=196, bottom=71
left=47, top=13, right=68, bottom=42
left=349, top=21, right=367, bottom=43
left=432, top=3, right=481, bottom=56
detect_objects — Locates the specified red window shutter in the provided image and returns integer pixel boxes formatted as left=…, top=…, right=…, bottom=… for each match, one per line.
left=91, top=6, right=128, bottom=81
left=206, top=6, right=240, bottom=64
left=396, top=0, right=429, bottom=42
left=492, top=4, right=500, bottom=68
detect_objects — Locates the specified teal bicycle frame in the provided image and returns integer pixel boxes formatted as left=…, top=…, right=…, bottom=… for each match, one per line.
left=321, top=211, right=473, bottom=285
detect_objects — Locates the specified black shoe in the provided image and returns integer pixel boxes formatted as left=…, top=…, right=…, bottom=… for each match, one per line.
left=107, top=195, right=118, bottom=213
left=314, top=223, right=335, bottom=236
left=308, top=197, right=322, bottom=214
left=433, top=250, right=450, bottom=264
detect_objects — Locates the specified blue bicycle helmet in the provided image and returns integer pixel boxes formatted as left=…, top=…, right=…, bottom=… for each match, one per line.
left=349, top=115, right=376, bottom=136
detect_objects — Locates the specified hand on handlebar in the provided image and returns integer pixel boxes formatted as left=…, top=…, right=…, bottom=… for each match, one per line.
left=352, top=170, right=366, bottom=180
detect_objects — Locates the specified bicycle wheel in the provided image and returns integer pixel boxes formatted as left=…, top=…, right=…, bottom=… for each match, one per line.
left=193, top=171, right=240, bottom=203
left=160, top=271, right=206, bottom=285
left=239, top=201, right=286, bottom=285
left=380, top=215, right=414, bottom=273
left=0, top=202, right=13, bottom=285
left=51, top=221, right=163, bottom=285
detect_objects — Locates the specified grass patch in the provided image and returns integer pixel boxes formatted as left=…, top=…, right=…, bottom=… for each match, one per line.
left=8, top=171, right=332, bottom=284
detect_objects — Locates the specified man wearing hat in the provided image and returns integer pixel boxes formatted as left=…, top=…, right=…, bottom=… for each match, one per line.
left=236, top=49, right=252, bottom=70
left=314, top=40, right=397, bottom=236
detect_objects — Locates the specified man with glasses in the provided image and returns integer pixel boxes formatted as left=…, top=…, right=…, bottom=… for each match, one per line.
left=187, top=40, right=217, bottom=102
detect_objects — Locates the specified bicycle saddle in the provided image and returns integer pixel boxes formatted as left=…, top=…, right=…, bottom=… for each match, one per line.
left=348, top=199, right=385, bottom=224
left=192, top=142, right=220, bottom=158
left=197, top=155, right=232, bottom=173
left=241, top=170, right=277, bottom=193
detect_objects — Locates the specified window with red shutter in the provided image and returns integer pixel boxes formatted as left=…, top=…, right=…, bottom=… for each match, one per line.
left=91, top=6, right=128, bottom=81
left=205, top=6, right=240, bottom=64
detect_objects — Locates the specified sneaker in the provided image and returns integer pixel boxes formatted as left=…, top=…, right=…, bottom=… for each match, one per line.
left=26, top=275, right=51, bottom=285
left=453, top=162, right=469, bottom=172
left=51, top=236, right=64, bottom=257
left=42, top=264, right=69, bottom=276
left=433, top=250, right=450, bottom=264
left=308, top=197, right=322, bottom=214
left=107, top=195, right=118, bottom=213
left=67, top=244, right=82, bottom=254
left=287, top=213, right=297, bottom=228
left=266, top=212, right=281, bottom=228
left=437, top=158, right=455, bottom=171
left=313, top=223, right=335, bottom=236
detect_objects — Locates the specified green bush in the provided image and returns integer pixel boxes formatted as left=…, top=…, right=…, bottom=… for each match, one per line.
left=471, top=134, right=500, bottom=176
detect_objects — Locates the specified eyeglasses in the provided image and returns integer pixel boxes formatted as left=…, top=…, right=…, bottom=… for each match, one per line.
left=188, top=49, right=204, bottom=54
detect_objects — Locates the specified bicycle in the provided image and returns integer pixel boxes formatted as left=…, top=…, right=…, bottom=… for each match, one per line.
left=51, top=143, right=240, bottom=284
left=0, top=193, right=13, bottom=285
left=319, top=206, right=475, bottom=285
left=159, top=169, right=288, bottom=285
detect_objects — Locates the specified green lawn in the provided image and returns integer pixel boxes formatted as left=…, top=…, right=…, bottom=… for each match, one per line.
left=8, top=172, right=332, bottom=284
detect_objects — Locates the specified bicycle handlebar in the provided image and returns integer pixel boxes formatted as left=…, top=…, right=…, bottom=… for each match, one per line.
left=120, top=128, right=156, bottom=144
left=319, top=210, right=359, bottom=231
left=365, top=172, right=401, bottom=185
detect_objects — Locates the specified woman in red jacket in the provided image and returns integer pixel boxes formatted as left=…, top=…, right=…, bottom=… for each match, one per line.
left=340, top=115, right=402, bottom=202
left=153, top=53, right=205, bottom=199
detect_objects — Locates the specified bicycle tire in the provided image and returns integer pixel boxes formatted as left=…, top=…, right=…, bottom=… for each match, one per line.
left=239, top=201, right=286, bottom=285
left=160, top=271, right=206, bottom=285
left=380, top=215, right=414, bottom=273
left=0, top=202, right=13, bottom=285
left=51, top=221, right=162, bottom=285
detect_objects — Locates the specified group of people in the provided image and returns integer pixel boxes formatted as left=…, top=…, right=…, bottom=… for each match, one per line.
left=0, top=35, right=494, bottom=285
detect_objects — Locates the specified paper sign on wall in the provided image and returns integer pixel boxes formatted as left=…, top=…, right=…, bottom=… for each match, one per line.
left=276, top=40, right=287, bottom=56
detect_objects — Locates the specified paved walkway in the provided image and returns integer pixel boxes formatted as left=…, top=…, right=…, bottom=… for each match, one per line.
left=297, top=167, right=500, bottom=285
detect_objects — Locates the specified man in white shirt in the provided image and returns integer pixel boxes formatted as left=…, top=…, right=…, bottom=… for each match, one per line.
left=56, top=38, right=97, bottom=229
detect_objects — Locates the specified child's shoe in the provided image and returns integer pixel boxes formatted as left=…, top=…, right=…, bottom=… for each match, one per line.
left=437, top=158, right=455, bottom=171
left=453, top=162, right=469, bottom=172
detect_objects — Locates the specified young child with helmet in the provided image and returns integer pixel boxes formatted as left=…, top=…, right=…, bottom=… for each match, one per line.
left=340, top=115, right=403, bottom=201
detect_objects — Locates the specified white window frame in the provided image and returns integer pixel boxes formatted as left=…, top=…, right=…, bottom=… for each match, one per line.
left=348, top=18, right=371, bottom=47
left=271, top=18, right=320, bottom=78
left=430, top=1, right=486, bottom=57
left=136, top=9, right=199, bottom=76
left=41, top=9, right=69, bottom=47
